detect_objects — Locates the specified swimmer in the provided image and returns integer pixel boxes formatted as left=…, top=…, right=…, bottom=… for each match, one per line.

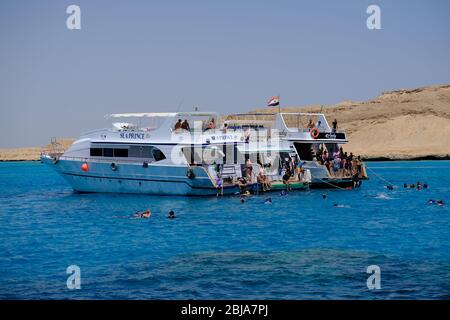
left=427, top=199, right=436, bottom=204
left=404, top=183, right=408, bottom=188
left=436, top=200, right=444, bottom=206
left=240, top=197, right=245, bottom=204
left=386, top=185, right=394, bottom=191
left=280, top=190, right=288, bottom=196
left=167, top=210, right=176, bottom=219
left=322, top=194, right=327, bottom=199
left=410, top=184, right=415, bottom=188
left=333, top=203, right=350, bottom=208
left=264, top=198, right=272, bottom=204
left=423, top=183, right=428, bottom=189
left=134, top=209, right=151, bottom=218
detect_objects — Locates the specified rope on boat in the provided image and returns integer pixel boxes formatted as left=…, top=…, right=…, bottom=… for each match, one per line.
left=314, top=176, right=350, bottom=191
left=366, top=166, right=395, bottom=187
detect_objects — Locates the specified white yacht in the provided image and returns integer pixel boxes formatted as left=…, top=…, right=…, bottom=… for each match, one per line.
left=41, top=112, right=310, bottom=196
left=224, top=112, right=368, bottom=188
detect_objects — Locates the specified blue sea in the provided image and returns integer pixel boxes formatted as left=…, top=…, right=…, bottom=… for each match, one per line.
left=0, top=161, right=449, bottom=299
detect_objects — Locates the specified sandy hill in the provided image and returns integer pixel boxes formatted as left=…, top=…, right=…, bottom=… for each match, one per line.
left=250, top=84, right=450, bottom=160
left=0, top=139, right=74, bottom=161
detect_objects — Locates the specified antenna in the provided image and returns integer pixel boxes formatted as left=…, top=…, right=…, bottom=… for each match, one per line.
left=176, top=98, right=184, bottom=112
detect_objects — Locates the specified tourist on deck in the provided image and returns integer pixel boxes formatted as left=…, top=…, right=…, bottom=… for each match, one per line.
left=332, top=157, right=340, bottom=177
left=344, top=152, right=350, bottom=176
left=174, top=119, right=182, bottom=130
left=237, top=177, right=248, bottom=194
left=245, top=159, right=253, bottom=181
left=295, top=161, right=305, bottom=181
left=283, top=169, right=292, bottom=191
left=321, top=151, right=328, bottom=165
left=356, top=156, right=362, bottom=176
left=181, top=119, right=190, bottom=131
left=257, top=161, right=271, bottom=191
left=339, top=147, right=344, bottom=159
left=332, top=119, right=338, bottom=133
left=222, top=123, right=228, bottom=133
left=340, top=156, right=346, bottom=177
left=216, top=175, right=224, bottom=197
left=315, top=120, right=322, bottom=130
left=208, top=118, right=216, bottom=130
left=307, top=119, right=315, bottom=131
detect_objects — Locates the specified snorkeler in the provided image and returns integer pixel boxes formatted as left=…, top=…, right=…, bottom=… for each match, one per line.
left=427, top=199, right=444, bottom=206
left=134, top=209, right=151, bottom=218
left=264, top=198, right=272, bottom=204
left=168, top=210, right=176, bottom=219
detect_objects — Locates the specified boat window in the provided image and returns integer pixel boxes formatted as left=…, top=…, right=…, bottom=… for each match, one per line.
left=103, top=148, right=114, bottom=157
left=114, top=148, right=128, bottom=158
left=90, top=148, right=103, bottom=157
left=152, top=148, right=166, bottom=161
left=129, top=146, right=153, bottom=158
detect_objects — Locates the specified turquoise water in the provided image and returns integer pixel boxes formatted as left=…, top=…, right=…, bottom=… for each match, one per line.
left=0, top=161, right=449, bottom=299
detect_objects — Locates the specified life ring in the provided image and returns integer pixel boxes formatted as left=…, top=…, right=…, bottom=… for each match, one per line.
left=111, top=162, right=117, bottom=171
left=310, top=127, right=320, bottom=139
left=187, top=168, right=195, bottom=179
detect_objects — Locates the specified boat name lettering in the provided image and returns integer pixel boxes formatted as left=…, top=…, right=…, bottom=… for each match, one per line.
left=210, top=134, right=237, bottom=141
left=120, top=132, right=146, bottom=139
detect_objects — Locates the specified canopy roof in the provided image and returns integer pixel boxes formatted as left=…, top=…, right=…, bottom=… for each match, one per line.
left=107, top=113, right=177, bottom=118
left=106, top=112, right=217, bottom=118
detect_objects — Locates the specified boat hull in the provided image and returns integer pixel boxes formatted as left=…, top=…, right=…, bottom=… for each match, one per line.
left=41, top=156, right=239, bottom=196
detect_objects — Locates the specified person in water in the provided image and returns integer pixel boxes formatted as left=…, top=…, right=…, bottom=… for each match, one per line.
left=264, top=197, right=272, bottom=204
left=168, top=210, right=176, bottom=219
left=134, top=209, right=151, bottom=218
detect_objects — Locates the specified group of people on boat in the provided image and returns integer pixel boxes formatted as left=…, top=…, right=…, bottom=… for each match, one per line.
left=173, top=118, right=216, bottom=132
left=317, top=146, right=363, bottom=179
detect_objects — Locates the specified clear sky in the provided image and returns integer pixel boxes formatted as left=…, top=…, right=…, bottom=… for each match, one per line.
left=1, top=0, right=449, bottom=147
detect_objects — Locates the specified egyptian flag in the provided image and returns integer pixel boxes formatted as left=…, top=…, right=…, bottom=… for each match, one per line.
left=267, top=96, right=280, bottom=107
